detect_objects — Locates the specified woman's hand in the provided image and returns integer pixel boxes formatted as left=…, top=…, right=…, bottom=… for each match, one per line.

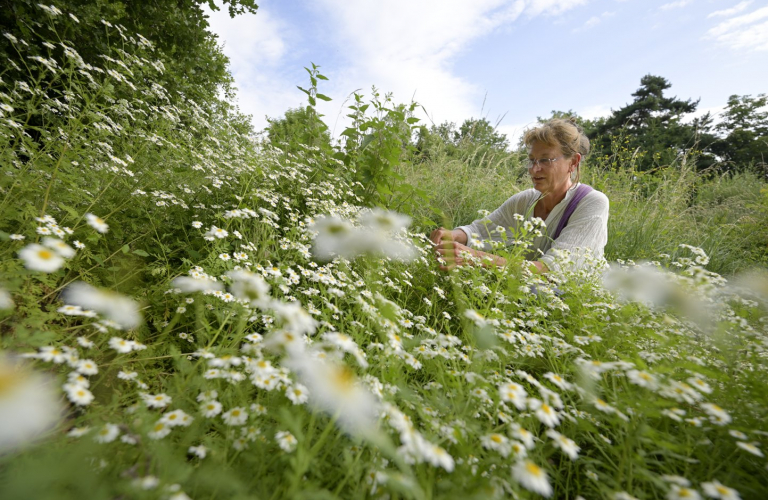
left=429, top=227, right=467, bottom=246
left=434, top=239, right=475, bottom=271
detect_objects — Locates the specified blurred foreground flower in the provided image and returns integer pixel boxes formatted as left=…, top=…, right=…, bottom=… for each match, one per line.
left=0, top=355, right=63, bottom=452
left=61, top=282, right=142, bottom=329
left=86, top=213, right=109, bottom=233
left=309, top=209, right=416, bottom=262
left=18, top=243, right=65, bottom=272
left=285, top=351, right=379, bottom=436
left=170, top=276, right=224, bottom=293
left=0, top=288, right=13, bottom=310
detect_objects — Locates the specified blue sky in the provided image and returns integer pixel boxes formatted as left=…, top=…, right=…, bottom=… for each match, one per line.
left=205, top=0, right=768, bottom=143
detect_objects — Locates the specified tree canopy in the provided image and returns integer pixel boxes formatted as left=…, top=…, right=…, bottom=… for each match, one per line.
left=0, top=0, right=258, bottom=103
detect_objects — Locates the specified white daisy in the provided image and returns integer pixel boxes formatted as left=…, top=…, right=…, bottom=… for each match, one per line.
left=94, top=423, right=120, bottom=443
left=222, top=407, right=248, bottom=426
left=200, top=400, right=222, bottom=417
left=275, top=430, right=297, bottom=452
left=18, top=243, right=65, bottom=272
left=86, top=213, right=109, bottom=233
left=512, top=460, right=552, bottom=497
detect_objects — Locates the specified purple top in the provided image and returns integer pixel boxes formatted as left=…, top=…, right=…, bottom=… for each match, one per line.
left=551, top=184, right=594, bottom=240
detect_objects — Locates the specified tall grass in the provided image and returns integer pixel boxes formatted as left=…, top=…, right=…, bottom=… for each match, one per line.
left=403, top=143, right=768, bottom=276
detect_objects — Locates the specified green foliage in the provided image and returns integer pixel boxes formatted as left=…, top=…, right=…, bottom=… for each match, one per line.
left=0, top=0, right=258, bottom=104
left=1, top=7, right=768, bottom=500
left=710, top=93, right=768, bottom=170
left=337, top=88, right=431, bottom=218
left=266, top=105, right=333, bottom=154
left=590, top=75, right=715, bottom=170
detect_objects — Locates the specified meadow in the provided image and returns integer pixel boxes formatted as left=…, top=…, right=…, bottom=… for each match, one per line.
left=1, top=6, right=767, bottom=500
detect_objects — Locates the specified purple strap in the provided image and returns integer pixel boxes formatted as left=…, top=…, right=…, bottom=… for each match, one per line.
left=551, top=184, right=593, bottom=240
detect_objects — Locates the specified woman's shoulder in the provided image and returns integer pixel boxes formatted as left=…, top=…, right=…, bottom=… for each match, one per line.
left=580, top=185, right=609, bottom=211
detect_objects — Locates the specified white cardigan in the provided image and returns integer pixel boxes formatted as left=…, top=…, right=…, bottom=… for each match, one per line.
left=456, top=185, right=609, bottom=272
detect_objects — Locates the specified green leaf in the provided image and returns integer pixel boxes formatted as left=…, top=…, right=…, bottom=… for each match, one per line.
left=316, top=93, right=332, bottom=102
left=360, top=134, right=375, bottom=150
left=132, top=249, right=150, bottom=257
left=316, top=74, right=329, bottom=80
left=296, top=86, right=310, bottom=96
left=120, top=244, right=130, bottom=254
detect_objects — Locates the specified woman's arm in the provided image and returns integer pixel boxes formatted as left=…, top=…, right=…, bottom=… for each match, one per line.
left=433, top=239, right=549, bottom=274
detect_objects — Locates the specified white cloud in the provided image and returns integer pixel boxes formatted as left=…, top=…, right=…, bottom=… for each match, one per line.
left=312, top=0, right=592, bottom=134
left=706, top=6, right=768, bottom=51
left=207, top=0, right=593, bottom=135
left=680, top=105, right=726, bottom=125
left=660, top=0, right=692, bottom=11
left=707, top=1, right=753, bottom=18
left=205, top=5, right=307, bottom=129
left=573, top=11, right=615, bottom=32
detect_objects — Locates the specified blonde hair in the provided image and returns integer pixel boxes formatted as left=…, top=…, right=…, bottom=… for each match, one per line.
left=523, top=118, right=590, bottom=185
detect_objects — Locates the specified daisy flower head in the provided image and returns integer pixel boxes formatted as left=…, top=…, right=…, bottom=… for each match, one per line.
left=275, top=430, right=297, bottom=452
left=204, top=225, right=228, bottom=239
left=9, top=234, right=25, bottom=241
left=94, top=423, right=120, bottom=443
left=62, top=282, right=142, bottom=330
left=188, top=444, right=207, bottom=458
left=286, top=383, right=309, bottom=405
left=284, top=352, right=380, bottom=436
left=171, top=276, right=223, bottom=293
left=543, top=372, right=573, bottom=391
left=42, top=237, right=76, bottom=258
left=64, top=383, right=94, bottom=406
left=701, top=403, right=731, bottom=425
left=701, top=480, right=740, bottom=500
left=142, top=393, right=172, bottom=408
left=148, top=420, right=172, bottom=440
left=481, top=433, right=512, bottom=457
left=668, top=486, right=702, bottom=500
left=546, top=429, right=580, bottom=460
left=222, top=406, right=248, bottom=426
left=0, top=357, right=63, bottom=452
left=161, top=409, right=193, bottom=427
left=200, top=400, right=223, bottom=417
left=18, top=243, right=65, bottom=272
left=86, top=213, right=109, bottom=233
left=735, top=441, right=763, bottom=457
left=0, top=288, right=12, bottom=310
left=512, top=460, right=552, bottom=497
left=530, top=399, right=560, bottom=428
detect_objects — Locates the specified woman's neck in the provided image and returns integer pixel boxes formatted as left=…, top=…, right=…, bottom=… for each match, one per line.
left=537, top=180, right=574, bottom=213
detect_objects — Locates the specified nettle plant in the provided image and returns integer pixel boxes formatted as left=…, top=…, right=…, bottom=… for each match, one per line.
left=1, top=5, right=768, bottom=500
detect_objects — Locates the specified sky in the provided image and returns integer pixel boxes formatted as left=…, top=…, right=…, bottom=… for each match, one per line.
left=204, top=0, right=768, bottom=144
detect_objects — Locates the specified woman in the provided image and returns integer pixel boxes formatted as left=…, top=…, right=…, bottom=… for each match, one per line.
left=430, top=118, right=609, bottom=274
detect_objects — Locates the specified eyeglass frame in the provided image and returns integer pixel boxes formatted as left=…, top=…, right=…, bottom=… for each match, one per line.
left=525, top=156, right=564, bottom=169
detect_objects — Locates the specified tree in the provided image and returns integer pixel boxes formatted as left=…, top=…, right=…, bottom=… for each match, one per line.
left=0, top=0, right=258, bottom=104
left=590, top=75, right=715, bottom=170
left=265, top=106, right=332, bottom=153
left=710, top=94, right=768, bottom=168
left=456, top=118, right=509, bottom=150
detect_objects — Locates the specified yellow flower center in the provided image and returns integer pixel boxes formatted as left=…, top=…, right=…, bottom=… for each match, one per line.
left=525, top=462, right=542, bottom=477
left=37, top=249, right=55, bottom=260
left=0, top=369, right=23, bottom=397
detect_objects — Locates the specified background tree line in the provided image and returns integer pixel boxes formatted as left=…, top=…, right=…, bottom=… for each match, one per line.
left=407, top=74, right=768, bottom=174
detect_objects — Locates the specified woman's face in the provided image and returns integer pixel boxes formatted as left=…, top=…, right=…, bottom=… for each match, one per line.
left=528, top=141, right=576, bottom=194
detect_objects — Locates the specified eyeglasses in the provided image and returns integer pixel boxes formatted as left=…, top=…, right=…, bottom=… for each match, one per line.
left=525, top=156, right=563, bottom=169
